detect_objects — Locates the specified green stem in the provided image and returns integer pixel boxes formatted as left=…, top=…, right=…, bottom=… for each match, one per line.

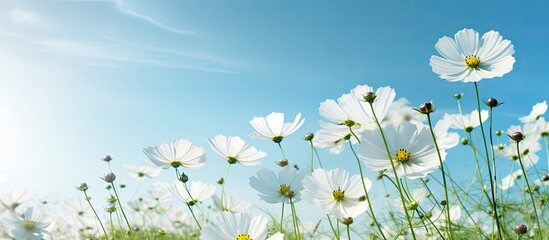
left=426, top=113, right=453, bottom=239
left=111, top=182, right=135, bottom=240
left=368, top=102, right=417, bottom=240
left=109, top=212, right=115, bottom=239
left=290, top=199, right=301, bottom=239
left=280, top=203, right=285, bottom=232
left=83, top=191, right=108, bottom=238
left=174, top=168, right=202, bottom=230
left=487, top=107, right=504, bottom=239
left=348, top=140, right=387, bottom=240
left=516, top=142, right=542, bottom=239
left=220, top=164, right=232, bottom=211
left=326, top=214, right=339, bottom=239
left=278, top=142, right=287, bottom=160
left=346, top=224, right=352, bottom=240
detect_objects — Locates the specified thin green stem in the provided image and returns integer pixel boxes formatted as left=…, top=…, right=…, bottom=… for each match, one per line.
left=109, top=212, right=115, bottom=239
left=488, top=107, right=504, bottom=239
left=346, top=224, right=352, bottom=240
left=326, top=214, right=339, bottom=240
left=348, top=141, right=387, bottom=240
left=83, top=191, right=108, bottom=238
left=278, top=142, right=287, bottom=160
left=290, top=199, right=301, bottom=239
left=426, top=113, right=453, bottom=239
left=368, top=102, right=417, bottom=240
left=220, top=163, right=232, bottom=211
left=111, top=182, right=135, bottom=240
left=516, top=142, right=542, bottom=239
left=280, top=202, right=285, bottom=232
left=174, top=168, right=202, bottom=230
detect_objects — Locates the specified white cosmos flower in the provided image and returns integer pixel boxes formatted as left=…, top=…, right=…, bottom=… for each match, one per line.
left=208, top=134, right=267, bottom=166
left=249, top=112, right=304, bottom=143
left=383, top=98, right=425, bottom=126
left=433, top=119, right=459, bottom=150
left=499, top=170, right=523, bottom=191
left=124, top=164, right=162, bottom=181
left=200, top=212, right=283, bottom=240
left=64, top=198, right=94, bottom=219
left=302, top=168, right=371, bottom=219
left=313, top=121, right=359, bottom=155
left=442, top=109, right=489, bottom=132
left=6, top=207, right=52, bottom=240
left=249, top=166, right=306, bottom=204
left=319, top=84, right=395, bottom=133
left=394, top=186, right=429, bottom=210
left=143, top=139, right=206, bottom=169
left=499, top=137, right=541, bottom=170
left=212, top=195, right=251, bottom=213
left=170, top=181, right=215, bottom=206
left=520, top=101, right=547, bottom=123
left=358, top=122, right=445, bottom=179
left=506, top=124, right=539, bottom=141
left=430, top=28, right=515, bottom=82
left=0, top=187, right=35, bottom=212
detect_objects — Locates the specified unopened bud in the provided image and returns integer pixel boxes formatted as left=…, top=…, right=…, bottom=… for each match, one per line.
left=485, top=98, right=500, bottom=108
left=362, top=92, right=377, bottom=103
left=119, top=183, right=126, bottom=189
left=105, top=204, right=117, bottom=213
left=498, top=143, right=504, bottom=150
left=77, top=183, right=89, bottom=191
left=107, top=195, right=117, bottom=204
left=278, top=159, right=289, bottom=167
left=178, top=173, right=189, bottom=183
left=341, top=217, right=353, bottom=225
left=216, top=177, right=224, bottom=185
left=514, top=223, right=527, bottom=235
left=542, top=174, right=549, bottom=182
left=102, top=155, right=113, bottom=162
left=496, top=130, right=503, bottom=136
left=454, top=93, right=463, bottom=100
left=461, top=138, right=469, bottom=145
left=304, top=133, right=314, bottom=141
left=417, top=102, right=435, bottom=114
left=440, top=200, right=447, bottom=206
left=509, top=132, right=524, bottom=142
left=102, top=172, right=116, bottom=183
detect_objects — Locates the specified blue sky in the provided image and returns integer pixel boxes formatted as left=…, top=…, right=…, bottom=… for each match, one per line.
left=1, top=0, right=548, bottom=223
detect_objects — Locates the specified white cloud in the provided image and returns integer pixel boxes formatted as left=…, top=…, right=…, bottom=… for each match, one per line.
left=114, top=0, right=196, bottom=36
left=8, top=8, right=52, bottom=29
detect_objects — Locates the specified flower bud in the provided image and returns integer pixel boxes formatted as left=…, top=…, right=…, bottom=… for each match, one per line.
left=454, top=93, right=463, bottom=100
left=105, top=204, right=117, bottom=213
left=304, top=133, right=314, bottom=141
left=358, top=195, right=366, bottom=202
left=77, top=183, right=89, bottom=191
left=107, top=195, right=117, bottom=204
left=102, top=172, right=116, bottom=183
left=178, top=172, right=189, bottom=183
left=485, top=98, right=500, bottom=108
left=495, top=130, right=502, bottom=136
left=406, top=200, right=419, bottom=210
left=216, top=177, right=224, bottom=185
left=509, top=132, right=524, bottom=142
left=461, top=138, right=469, bottom=145
left=284, top=190, right=295, bottom=199
left=278, top=159, right=289, bottom=167
left=105, top=184, right=112, bottom=190
left=119, top=183, right=126, bottom=189
left=417, top=102, right=435, bottom=114
left=341, top=217, right=353, bottom=225
left=542, top=174, right=549, bottom=182
left=158, top=229, right=166, bottom=236
left=514, top=223, right=527, bottom=235
left=440, top=200, right=447, bottom=206
left=497, top=143, right=504, bottom=150
left=362, top=92, right=376, bottom=103
left=102, top=155, right=113, bottom=162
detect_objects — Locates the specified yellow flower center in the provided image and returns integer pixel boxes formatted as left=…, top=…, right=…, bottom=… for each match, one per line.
left=24, top=220, right=36, bottom=230
left=395, top=149, right=411, bottom=163
left=279, top=184, right=290, bottom=195
left=332, top=188, right=345, bottom=202
left=236, top=234, right=252, bottom=240
left=465, top=55, right=480, bottom=69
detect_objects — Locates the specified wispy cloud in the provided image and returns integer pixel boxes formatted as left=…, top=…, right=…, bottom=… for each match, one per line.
left=34, top=39, right=235, bottom=73
left=8, top=8, right=53, bottom=29
left=114, top=0, right=197, bottom=36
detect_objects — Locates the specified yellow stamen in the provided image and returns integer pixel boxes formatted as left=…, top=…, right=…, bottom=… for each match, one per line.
left=332, top=188, right=345, bottom=202
left=236, top=233, right=252, bottom=240
left=395, top=149, right=411, bottom=163
left=279, top=184, right=290, bottom=195
left=465, top=55, right=480, bottom=69
left=24, top=220, right=36, bottom=230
